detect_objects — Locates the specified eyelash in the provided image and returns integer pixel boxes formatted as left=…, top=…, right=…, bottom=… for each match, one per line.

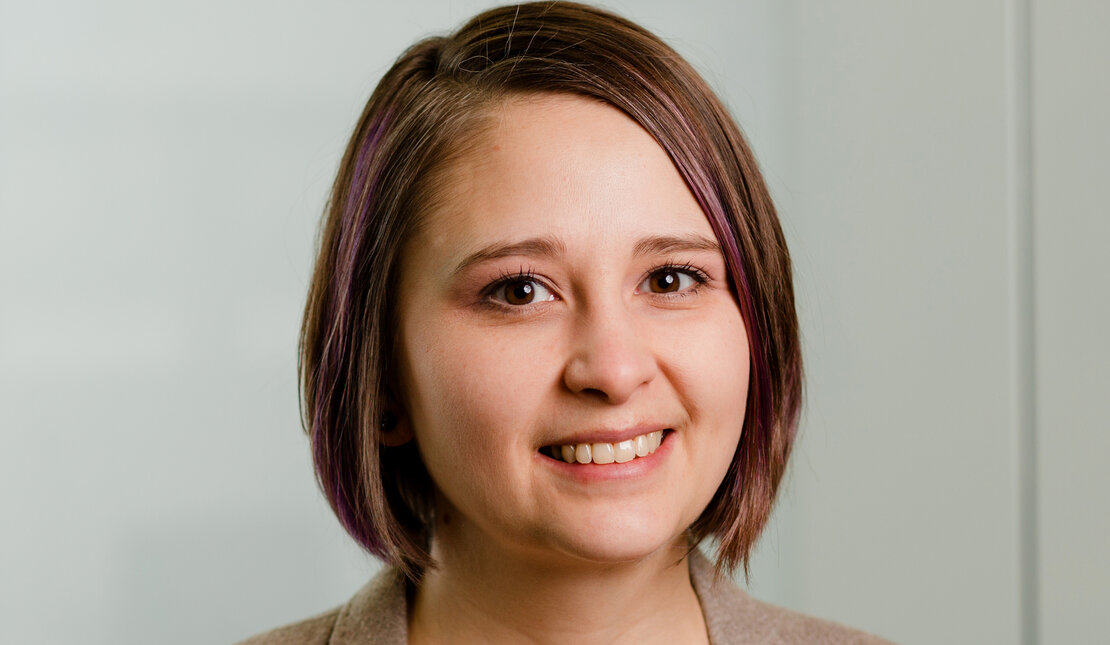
left=480, top=262, right=711, bottom=313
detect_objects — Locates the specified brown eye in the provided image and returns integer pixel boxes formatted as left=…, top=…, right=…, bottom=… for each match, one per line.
left=648, top=270, right=681, bottom=293
left=504, top=280, right=535, bottom=305
left=492, top=277, right=554, bottom=306
left=639, top=267, right=701, bottom=295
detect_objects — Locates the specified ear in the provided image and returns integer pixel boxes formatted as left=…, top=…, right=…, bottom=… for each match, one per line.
left=378, top=409, right=413, bottom=447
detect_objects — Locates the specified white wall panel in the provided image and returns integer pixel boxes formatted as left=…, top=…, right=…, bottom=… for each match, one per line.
left=1032, top=1, right=1110, bottom=642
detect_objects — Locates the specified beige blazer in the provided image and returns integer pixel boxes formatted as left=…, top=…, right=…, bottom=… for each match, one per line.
left=237, top=550, right=893, bottom=644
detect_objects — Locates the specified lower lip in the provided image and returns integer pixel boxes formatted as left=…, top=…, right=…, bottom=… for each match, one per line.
left=537, top=431, right=673, bottom=483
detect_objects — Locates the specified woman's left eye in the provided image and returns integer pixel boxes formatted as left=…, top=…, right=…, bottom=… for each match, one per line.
left=639, top=267, right=703, bottom=294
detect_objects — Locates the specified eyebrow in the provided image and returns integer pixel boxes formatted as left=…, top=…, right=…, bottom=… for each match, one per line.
left=632, top=233, right=721, bottom=259
left=450, top=232, right=722, bottom=275
left=451, top=235, right=568, bottom=276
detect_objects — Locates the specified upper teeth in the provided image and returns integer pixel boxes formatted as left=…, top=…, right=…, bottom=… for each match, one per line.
left=554, top=430, right=664, bottom=465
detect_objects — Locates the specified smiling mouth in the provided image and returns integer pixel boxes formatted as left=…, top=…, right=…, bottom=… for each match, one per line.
left=542, top=429, right=670, bottom=465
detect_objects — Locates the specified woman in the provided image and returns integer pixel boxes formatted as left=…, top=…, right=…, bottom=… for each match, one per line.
left=242, top=2, right=890, bottom=643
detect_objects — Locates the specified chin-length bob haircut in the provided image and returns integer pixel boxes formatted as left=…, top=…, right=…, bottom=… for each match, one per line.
left=300, top=1, right=801, bottom=581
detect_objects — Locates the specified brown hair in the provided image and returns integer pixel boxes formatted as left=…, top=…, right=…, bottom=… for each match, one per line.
left=300, top=1, right=801, bottom=581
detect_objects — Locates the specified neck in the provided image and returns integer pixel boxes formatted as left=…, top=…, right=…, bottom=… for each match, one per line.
left=408, top=519, right=710, bottom=645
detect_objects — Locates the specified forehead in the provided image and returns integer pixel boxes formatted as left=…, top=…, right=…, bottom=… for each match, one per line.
left=409, top=93, right=714, bottom=268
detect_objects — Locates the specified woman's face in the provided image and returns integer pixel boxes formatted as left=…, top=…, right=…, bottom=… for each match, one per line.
left=395, top=94, right=749, bottom=566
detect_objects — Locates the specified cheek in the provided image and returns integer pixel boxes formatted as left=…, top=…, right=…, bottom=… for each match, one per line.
left=667, top=305, right=750, bottom=492
left=711, top=314, right=751, bottom=437
left=400, top=322, right=552, bottom=463
left=398, top=321, right=558, bottom=525
left=700, top=327, right=750, bottom=504
left=712, top=322, right=750, bottom=422
left=668, top=305, right=750, bottom=418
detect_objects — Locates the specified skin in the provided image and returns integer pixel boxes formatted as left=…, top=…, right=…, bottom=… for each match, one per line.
left=395, top=93, right=750, bottom=644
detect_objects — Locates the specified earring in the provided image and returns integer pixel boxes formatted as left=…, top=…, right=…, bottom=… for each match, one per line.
left=380, top=410, right=397, bottom=432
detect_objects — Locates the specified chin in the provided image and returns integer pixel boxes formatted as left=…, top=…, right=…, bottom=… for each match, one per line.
left=540, top=514, right=691, bottom=567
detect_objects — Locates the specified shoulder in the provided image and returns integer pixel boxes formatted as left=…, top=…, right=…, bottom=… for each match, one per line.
left=233, top=566, right=409, bottom=645
left=689, top=551, right=895, bottom=645
left=722, top=592, right=894, bottom=645
left=233, top=608, right=339, bottom=645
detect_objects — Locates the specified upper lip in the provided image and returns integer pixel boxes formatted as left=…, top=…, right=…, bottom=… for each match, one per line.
left=542, top=423, right=671, bottom=447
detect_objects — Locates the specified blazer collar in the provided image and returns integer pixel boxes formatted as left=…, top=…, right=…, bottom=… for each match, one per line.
left=328, top=549, right=750, bottom=645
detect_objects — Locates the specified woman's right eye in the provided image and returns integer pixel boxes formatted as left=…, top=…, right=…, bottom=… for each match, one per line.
left=490, top=278, right=556, bottom=306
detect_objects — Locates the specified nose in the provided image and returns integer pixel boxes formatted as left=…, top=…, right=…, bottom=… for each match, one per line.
left=561, top=303, right=658, bottom=404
